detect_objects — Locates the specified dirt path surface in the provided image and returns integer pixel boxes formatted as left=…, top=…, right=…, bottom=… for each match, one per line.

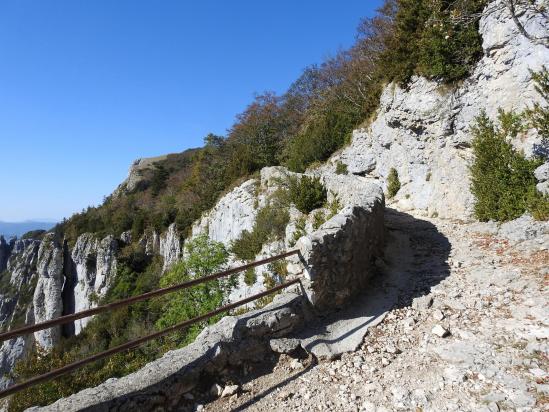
left=201, top=209, right=548, bottom=412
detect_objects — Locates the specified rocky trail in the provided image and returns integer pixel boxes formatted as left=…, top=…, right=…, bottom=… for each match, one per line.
left=201, top=208, right=548, bottom=412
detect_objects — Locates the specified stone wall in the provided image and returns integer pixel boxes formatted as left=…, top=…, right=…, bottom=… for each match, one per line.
left=288, top=175, right=385, bottom=310
left=26, top=170, right=386, bottom=411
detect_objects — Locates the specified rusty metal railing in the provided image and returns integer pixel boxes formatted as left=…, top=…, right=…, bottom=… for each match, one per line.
left=0, top=249, right=300, bottom=399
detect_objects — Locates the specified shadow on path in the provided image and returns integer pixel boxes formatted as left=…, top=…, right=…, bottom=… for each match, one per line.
left=219, top=208, right=451, bottom=410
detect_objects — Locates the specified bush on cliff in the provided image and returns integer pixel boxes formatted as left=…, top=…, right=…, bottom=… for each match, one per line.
left=381, top=0, right=486, bottom=84
left=155, top=234, right=232, bottom=343
left=231, top=193, right=291, bottom=261
left=289, top=175, right=327, bottom=214
left=387, top=168, right=401, bottom=198
left=470, top=110, right=547, bottom=221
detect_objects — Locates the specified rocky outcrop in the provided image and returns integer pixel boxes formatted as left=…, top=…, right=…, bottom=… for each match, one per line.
left=159, top=223, right=181, bottom=271
left=67, top=234, right=118, bottom=335
left=192, top=179, right=258, bottom=244
left=0, top=308, right=34, bottom=390
left=113, top=155, right=168, bottom=196
left=0, top=239, right=43, bottom=390
left=32, top=234, right=64, bottom=349
left=5, top=239, right=41, bottom=290
left=0, top=236, right=12, bottom=273
left=326, top=1, right=549, bottom=219
left=535, top=163, right=549, bottom=195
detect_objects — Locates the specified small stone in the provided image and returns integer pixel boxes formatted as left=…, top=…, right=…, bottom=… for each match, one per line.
left=278, top=390, right=294, bottom=400
left=432, top=324, right=450, bottom=338
left=432, top=309, right=445, bottom=321
left=412, top=295, right=433, bottom=310
left=270, top=338, right=301, bottom=354
left=385, top=345, right=400, bottom=354
left=529, top=368, right=546, bottom=378
left=381, top=357, right=391, bottom=366
left=196, top=405, right=204, bottom=412
left=210, top=383, right=223, bottom=397
left=221, top=385, right=239, bottom=398
left=290, top=359, right=303, bottom=370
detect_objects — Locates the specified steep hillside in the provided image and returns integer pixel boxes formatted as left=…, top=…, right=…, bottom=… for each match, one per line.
left=0, top=0, right=548, bottom=411
left=322, top=1, right=549, bottom=219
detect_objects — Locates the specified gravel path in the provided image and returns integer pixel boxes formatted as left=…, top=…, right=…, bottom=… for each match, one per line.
left=201, top=209, right=549, bottom=412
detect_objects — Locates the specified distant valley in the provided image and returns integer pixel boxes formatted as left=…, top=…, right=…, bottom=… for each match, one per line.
left=0, top=220, right=56, bottom=238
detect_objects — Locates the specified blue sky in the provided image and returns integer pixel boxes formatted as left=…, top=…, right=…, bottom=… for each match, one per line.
left=0, top=0, right=383, bottom=222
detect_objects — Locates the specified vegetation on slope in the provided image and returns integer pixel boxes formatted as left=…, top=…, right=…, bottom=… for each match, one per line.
left=55, top=0, right=488, bottom=247
left=10, top=1, right=496, bottom=409
left=9, top=235, right=232, bottom=412
left=471, top=68, right=549, bottom=222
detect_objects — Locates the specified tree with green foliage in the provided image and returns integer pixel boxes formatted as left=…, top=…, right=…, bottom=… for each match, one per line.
left=156, top=234, right=231, bottom=342
left=470, top=110, right=546, bottom=221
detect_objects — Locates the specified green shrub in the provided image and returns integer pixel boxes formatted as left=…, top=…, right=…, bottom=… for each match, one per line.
left=268, top=260, right=288, bottom=280
left=244, top=268, right=257, bottom=286
left=335, top=161, right=349, bottom=175
left=387, top=168, right=401, bottom=198
left=416, top=0, right=485, bottom=82
left=231, top=202, right=290, bottom=261
left=470, top=110, right=545, bottom=221
left=327, top=192, right=342, bottom=218
left=20, top=229, right=47, bottom=240
left=380, top=0, right=486, bottom=84
left=230, top=229, right=263, bottom=261
left=156, top=234, right=231, bottom=341
left=312, top=210, right=326, bottom=230
left=527, top=67, right=549, bottom=158
left=284, top=110, right=357, bottom=173
left=288, top=175, right=327, bottom=214
left=289, top=216, right=307, bottom=247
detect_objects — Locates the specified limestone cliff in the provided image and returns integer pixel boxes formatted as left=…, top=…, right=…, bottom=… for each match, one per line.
left=323, top=0, right=549, bottom=219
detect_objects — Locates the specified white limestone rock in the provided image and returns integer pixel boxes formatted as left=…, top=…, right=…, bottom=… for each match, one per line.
left=0, top=309, right=34, bottom=390
left=327, top=1, right=549, bottom=219
left=69, top=233, right=118, bottom=335
left=159, top=223, right=181, bottom=272
left=191, top=179, right=258, bottom=244
left=5, top=239, right=41, bottom=289
left=32, top=234, right=64, bottom=349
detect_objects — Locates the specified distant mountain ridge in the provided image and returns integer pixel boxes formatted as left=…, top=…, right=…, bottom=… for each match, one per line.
left=0, top=220, right=56, bottom=238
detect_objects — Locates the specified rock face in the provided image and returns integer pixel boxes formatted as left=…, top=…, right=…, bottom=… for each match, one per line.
left=535, top=163, right=549, bottom=195
left=191, top=179, right=258, bottom=244
left=32, top=234, right=64, bottom=349
left=5, top=239, right=41, bottom=290
left=159, top=223, right=181, bottom=272
left=327, top=1, right=549, bottom=219
left=67, top=234, right=118, bottom=335
left=113, top=155, right=168, bottom=196
left=0, top=236, right=12, bottom=273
